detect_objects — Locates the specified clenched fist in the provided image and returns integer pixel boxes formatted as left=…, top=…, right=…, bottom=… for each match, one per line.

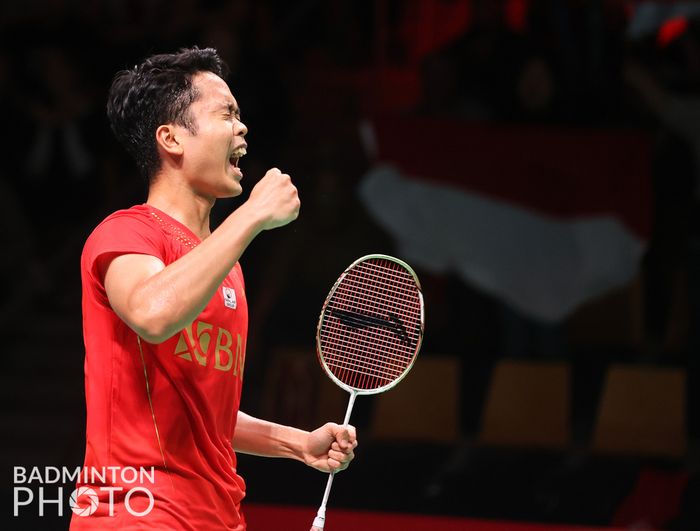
left=247, top=167, right=300, bottom=230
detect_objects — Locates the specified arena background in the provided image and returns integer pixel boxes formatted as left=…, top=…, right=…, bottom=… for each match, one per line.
left=2, top=1, right=699, bottom=529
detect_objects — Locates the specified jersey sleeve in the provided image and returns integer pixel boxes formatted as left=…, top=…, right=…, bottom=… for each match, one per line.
left=82, top=212, right=166, bottom=286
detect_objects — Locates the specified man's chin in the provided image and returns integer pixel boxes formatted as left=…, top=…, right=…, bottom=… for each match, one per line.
left=222, top=182, right=243, bottom=198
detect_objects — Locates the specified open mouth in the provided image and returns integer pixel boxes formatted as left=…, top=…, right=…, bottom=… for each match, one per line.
left=229, top=146, right=247, bottom=168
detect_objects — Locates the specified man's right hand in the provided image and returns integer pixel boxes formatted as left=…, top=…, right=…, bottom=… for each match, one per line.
left=247, top=167, right=300, bottom=230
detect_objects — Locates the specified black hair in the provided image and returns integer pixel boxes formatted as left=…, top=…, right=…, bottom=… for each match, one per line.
left=106, top=46, right=228, bottom=181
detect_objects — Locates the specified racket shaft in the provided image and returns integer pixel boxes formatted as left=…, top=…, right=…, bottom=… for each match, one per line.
left=312, top=391, right=357, bottom=530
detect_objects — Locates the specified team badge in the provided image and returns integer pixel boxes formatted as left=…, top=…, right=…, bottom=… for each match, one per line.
left=222, top=286, right=237, bottom=309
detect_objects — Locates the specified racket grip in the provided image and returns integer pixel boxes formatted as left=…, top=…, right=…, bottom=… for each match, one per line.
left=312, top=502, right=326, bottom=529
left=311, top=513, right=325, bottom=530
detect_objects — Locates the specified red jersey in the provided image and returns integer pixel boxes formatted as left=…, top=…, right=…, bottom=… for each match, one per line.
left=71, top=204, right=248, bottom=530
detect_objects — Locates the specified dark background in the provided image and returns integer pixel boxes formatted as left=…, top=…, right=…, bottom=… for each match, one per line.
left=2, top=0, right=699, bottom=529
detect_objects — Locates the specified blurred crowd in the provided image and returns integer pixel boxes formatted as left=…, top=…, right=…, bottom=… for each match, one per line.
left=1, top=0, right=698, bottom=451
left=2, top=0, right=699, bottom=415
left=2, top=0, right=700, bottom=528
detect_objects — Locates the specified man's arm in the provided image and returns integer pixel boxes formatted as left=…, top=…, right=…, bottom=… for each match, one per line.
left=233, top=411, right=357, bottom=473
left=103, top=169, right=299, bottom=344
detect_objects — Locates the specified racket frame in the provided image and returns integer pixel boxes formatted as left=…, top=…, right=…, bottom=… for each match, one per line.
left=315, top=253, right=425, bottom=397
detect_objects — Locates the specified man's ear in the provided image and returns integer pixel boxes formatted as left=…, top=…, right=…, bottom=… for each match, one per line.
left=155, top=124, right=184, bottom=156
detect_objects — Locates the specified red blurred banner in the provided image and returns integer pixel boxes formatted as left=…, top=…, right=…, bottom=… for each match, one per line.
left=245, top=503, right=631, bottom=531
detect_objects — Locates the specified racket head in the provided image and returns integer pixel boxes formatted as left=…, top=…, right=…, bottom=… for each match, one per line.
left=316, top=254, right=424, bottom=395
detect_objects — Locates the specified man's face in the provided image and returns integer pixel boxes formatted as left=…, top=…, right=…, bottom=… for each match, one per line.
left=179, top=71, right=248, bottom=199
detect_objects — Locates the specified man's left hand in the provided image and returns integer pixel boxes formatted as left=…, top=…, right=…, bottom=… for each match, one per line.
left=303, top=423, right=358, bottom=473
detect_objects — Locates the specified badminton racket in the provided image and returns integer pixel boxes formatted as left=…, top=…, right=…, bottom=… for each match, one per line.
left=310, top=254, right=424, bottom=530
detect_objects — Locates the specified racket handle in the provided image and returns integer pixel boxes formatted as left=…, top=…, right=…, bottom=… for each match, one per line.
left=312, top=471, right=335, bottom=530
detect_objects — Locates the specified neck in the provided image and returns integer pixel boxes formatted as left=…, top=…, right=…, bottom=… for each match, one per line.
left=146, top=175, right=214, bottom=240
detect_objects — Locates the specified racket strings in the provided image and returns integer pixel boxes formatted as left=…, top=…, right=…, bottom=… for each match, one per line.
left=320, top=325, right=408, bottom=388
left=319, top=342, right=410, bottom=375
left=319, top=333, right=414, bottom=363
left=333, top=263, right=422, bottom=332
left=319, top=258, right=422, bottom=391
left=332, top=284, right=419, bottom=316
left=334, top=262, right=420, bottom=297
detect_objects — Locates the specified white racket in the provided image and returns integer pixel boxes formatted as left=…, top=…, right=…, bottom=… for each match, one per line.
left=310, top=254, right=425, bottom=530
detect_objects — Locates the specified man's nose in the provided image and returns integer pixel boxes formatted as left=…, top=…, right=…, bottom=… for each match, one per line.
left=235, top=120, right=248, bottom=137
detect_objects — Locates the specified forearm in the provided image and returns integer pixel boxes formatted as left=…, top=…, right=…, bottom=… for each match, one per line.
left=233, top=412, right=358, bottom=474
left=232, top=411, right=308, bottom=461
left=121, top=203, right=263, bottom=342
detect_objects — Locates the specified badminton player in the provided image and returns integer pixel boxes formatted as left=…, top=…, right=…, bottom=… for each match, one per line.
left=71, top=46, right=357, bottom=530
